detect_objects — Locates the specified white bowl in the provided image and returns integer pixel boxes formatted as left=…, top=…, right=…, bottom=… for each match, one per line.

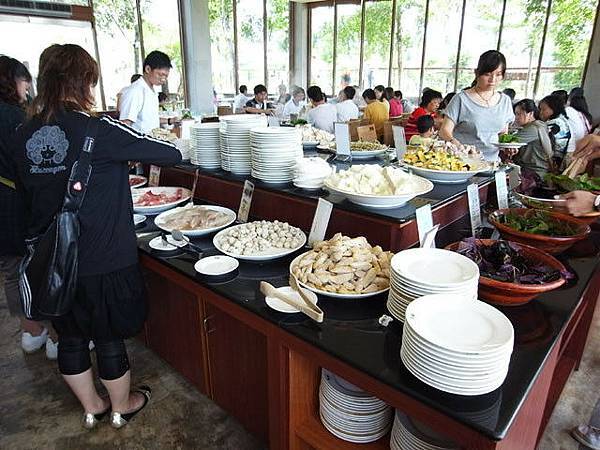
left=323, top=177, right=433, bottom=209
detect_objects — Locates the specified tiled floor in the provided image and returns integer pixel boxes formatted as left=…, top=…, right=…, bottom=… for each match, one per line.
left=0, top=284, right=598, bottom=449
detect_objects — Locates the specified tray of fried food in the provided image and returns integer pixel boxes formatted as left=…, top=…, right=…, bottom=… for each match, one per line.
left=289, top=233, right=393, bottom=298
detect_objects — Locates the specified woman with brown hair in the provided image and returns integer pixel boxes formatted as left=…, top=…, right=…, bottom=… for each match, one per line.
left=11, top=44, right=181, bottom=429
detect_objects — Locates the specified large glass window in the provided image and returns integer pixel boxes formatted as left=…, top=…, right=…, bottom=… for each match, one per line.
left=335, top=3, right=361, bottom=92
left=455, top=0, right=503, bottom=91
left=139, top=0, right=184, bottom=100
left=209, top=0, right=235, bottom=97
left=309, top=5, right=334, bottom=95
left=237, top=0, right=265, bottom=88
left=421, top=0, right=463, bottom=95
left=390, top=0, right=426, bottom=98
left=499, top=0, right=548, bottom=98
left=93, top=0, right=143, bottom=110
left=0, top=14, right=97, bottom=98
left=536, top=0, right=597, bottom=97
left=266, top=0, right=290, bottom=93
left=361, top=0, right=393, bottom=89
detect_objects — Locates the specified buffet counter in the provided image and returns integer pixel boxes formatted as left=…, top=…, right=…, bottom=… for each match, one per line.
left=136, top=167, right=599, bottom=450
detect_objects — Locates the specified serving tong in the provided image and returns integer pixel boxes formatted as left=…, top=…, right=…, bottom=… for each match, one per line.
left=260, top=281, right=324, bottom=323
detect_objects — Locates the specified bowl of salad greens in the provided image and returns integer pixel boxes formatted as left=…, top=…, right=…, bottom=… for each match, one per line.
left=446, top=239, right=567, bottom=305
left=488, top=208, right=590, bottom=254
left=495, top=133, right=527, bottom=149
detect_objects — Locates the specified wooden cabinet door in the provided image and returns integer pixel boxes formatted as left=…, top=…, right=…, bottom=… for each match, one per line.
left=205, top=302, right=269, bottom=442
left=144, top=268, right=207, bottom=393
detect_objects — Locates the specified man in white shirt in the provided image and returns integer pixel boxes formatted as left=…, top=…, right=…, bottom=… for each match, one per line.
left=336, top=86, right=359, bottom=122
left=119, top=50, right=171, bottom=134
left=282, top=87, right=306, bottom=118
left=307, top=86, right=337, bottom=134
left=116, top=73, right=142, bottom=113
left=233, top=85, right=250, bottom=113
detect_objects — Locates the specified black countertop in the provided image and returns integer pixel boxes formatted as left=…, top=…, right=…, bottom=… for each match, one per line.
left=172, top=153, right=495, bottom=224
left=136, top=214, right=600, bottom=441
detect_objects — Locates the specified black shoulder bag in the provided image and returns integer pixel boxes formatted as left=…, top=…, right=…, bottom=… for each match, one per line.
left=19, top=119, right=99, bottom=320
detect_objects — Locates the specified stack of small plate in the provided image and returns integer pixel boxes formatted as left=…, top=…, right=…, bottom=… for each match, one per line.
left=386, top=248, right=479, bottom=322
left=319, top=369, right=392, bottom=443
left=219, top=115, right=269, bottom=174
left=190, top=123, right=221, bottom=168
left=401, top=294, right=514, bottom=396
left=250, top=127, right=302, bottom=183
left=391, top=411, right=459, bottom=450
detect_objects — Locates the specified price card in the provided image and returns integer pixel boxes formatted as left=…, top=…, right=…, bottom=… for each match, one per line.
left=148, top=165, right=161, bottom=187
left=416, top=204, right=434, bottom=247
left=508, top=164, right=521, bottom=189
left=237, top=180, right=254, bottom=223
left=334, top=122, right=351, bottom=159
left=467, top=183, right=482, bottom=236
left=495, top=170, right=509, bottom=209
left=392, top=125, right=407, bottom=160
left=308, top=198, right=333, bottom=246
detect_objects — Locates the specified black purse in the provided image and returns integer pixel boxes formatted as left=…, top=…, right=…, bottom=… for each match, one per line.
left=19, top=119, right=99, bottom=320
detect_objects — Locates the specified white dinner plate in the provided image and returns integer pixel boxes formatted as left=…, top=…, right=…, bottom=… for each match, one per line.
left=154, top=205, right=236, bottom=237
left=148, top=234, right=190, bottom=251
left=129, top=174, right=147, bottom=189
left=194, top=255, right=239, bottom=276
left=264, top=286, right=318, bottom=313
left=132, top=187, right=191, bottom=214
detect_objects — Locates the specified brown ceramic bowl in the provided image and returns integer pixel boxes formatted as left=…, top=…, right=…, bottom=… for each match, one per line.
left=488, top=208, right=590, bottom=255
left=445, top=239, right=567, bottom=306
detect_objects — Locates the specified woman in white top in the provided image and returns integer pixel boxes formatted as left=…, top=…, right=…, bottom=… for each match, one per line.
left=282, top=87, right=306, bottom=118
left=336, top=86, right=359, bottom=122
left=439, top=50, right=515, bottom=161
left=306, top=85, right=337, bottom=134
left=565, top=88, right=592, bottom=152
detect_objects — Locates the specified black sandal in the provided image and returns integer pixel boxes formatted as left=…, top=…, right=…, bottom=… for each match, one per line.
left=110, top=385, right=152, bottom=429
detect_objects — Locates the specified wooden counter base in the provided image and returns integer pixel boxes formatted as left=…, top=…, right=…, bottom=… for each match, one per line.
left=139, top=253, right=599, bottom=450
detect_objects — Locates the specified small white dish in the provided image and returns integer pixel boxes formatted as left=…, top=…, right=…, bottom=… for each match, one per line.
left=265, top=286, right=318, bottom=313
left=148, top=234, right=189, bottom=251
left=194, top=255, right=239, bottom=276
left=133, top=214, right=147, bottom=226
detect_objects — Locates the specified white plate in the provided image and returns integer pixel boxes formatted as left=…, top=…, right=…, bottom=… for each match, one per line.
left=149, top=234, right=190, bottom=251
left=494, top=142, right=528, bottom=149
left=132, top=187, right=191, bottom=214
left=213, top=223, right=307, bottom=261
left=289, top=253, right=389, bottom=299
left=265, top=286, right=318, bottom=313
left=324, top=177, right=433, bottom=209
left=129, top=175, right=147, bottom=189
left=350, top=149, right=388, bottom=160
left=406, top=295, right=514, bottom=354
left=154, top=205, right=236, bottom=237
left=194, top=255, right=239, bottom=276
left=401, top=159, right=490, bottom=184
left=133, top=214, right=147, bottom=226
left=391, top=248, right=479, bottom=287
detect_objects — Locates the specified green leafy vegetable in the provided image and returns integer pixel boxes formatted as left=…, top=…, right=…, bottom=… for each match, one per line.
left=290, top=119, right=307, bottom=126
left=499, top=133, right=520, bottom=144
left=544, top=173, right=600, bottom=193
left=499, top=210, right=577, bottom=236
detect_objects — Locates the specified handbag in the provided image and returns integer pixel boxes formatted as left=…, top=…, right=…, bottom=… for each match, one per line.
left=19, top=118, right=99, bottom=320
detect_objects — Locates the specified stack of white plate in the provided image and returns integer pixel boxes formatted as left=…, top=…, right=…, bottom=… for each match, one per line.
left=387, top=248, right=479, bottom=322
left=219, top=115, right=269, bottom=174
left=250, top=127, right=302, bottom=183
left=319, top=369, right=392, bottom=443
left=190, top=123, right=220, bottom=168
left=391, top=411, right=459, bottom=450
left=401, top=294, right=514, bottom=396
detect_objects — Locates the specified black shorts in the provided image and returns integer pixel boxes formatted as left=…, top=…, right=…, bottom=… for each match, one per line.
left=53, top=264, right=147, bottom=341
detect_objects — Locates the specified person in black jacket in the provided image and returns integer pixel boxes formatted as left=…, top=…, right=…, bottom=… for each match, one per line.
left=0, top=55, right=60, bottom=356
left=11, top=44, right=182, bottom=429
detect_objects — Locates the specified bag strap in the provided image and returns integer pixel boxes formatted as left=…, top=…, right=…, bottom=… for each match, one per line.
left=62, top=118, right=100, bottom=213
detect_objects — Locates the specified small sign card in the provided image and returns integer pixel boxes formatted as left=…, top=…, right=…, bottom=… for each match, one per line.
left=237, top=180, right=254, bottom=223
left=467, top=183, right=482, bottom=236
left=416, top=204, right=434, bottom=247
left=392, top=125, right=407, bottom=160
left=495, top=170, right=509, bottom=209
left=334, top=122, right=351, bottom=160
left=308, top=198, right=334, bottom=246
left=148, top=165, right=161, bottom=187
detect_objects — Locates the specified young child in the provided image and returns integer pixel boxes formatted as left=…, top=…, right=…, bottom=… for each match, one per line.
left=409, top=114, right=435, bottom=147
